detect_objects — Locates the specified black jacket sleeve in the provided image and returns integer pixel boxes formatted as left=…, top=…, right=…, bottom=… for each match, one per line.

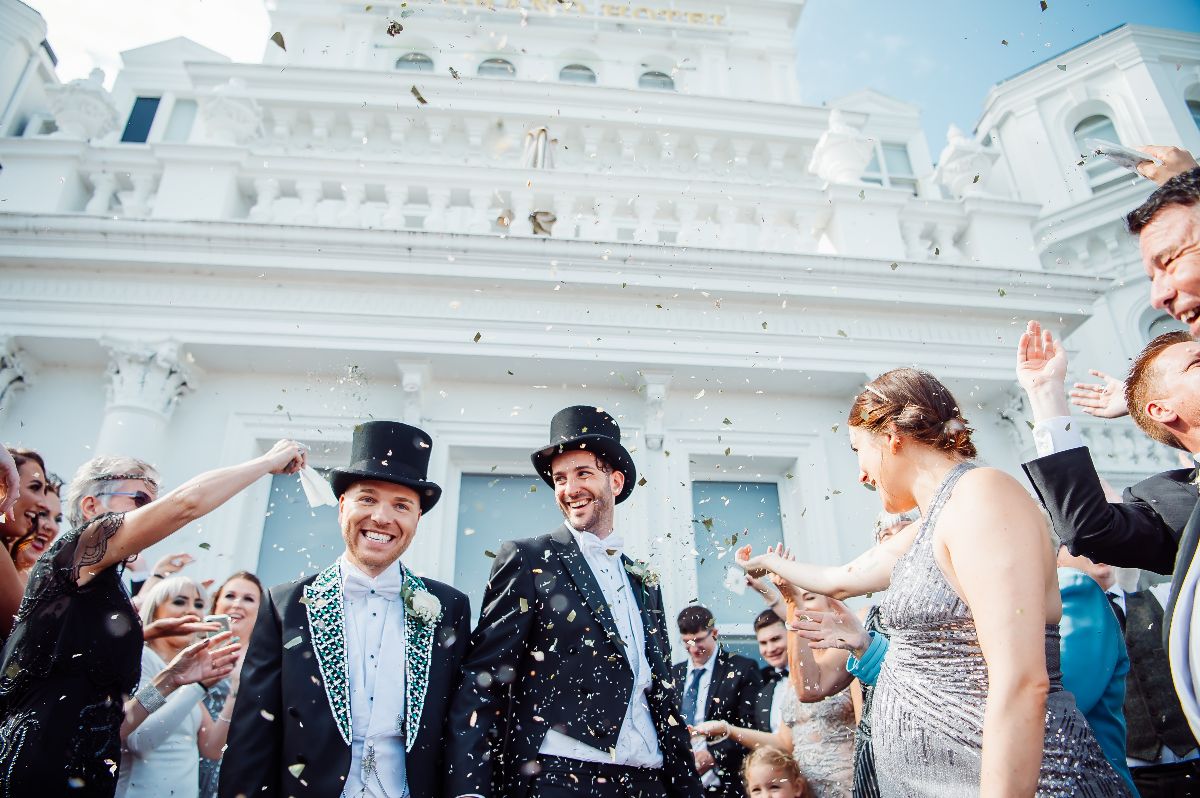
left=446, top=540, right=537, bottom=797
left=218, top=587, right=284, bottom=798
left=1023, top=447, right=1184, bottom=574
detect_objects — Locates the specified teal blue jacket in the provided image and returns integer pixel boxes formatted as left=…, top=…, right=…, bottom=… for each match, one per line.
left=1057, top=568, right=1135, bottom=796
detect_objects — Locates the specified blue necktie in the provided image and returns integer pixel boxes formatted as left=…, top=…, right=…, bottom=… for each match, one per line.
left=682, top=668, right=703, bottom=725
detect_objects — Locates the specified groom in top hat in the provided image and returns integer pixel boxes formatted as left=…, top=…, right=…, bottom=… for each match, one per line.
left=447, top=406, right=703, bottom=798
left=220, top=421, right=472, bottom=798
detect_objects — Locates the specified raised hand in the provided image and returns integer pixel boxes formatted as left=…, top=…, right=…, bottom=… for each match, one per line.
left=142, top=613, right=220, bottom=642
left=787, top=599, right=871, bottom=654
left=689, top=720, right=730, bottom=742
left=160, top=631, right=242, bottom=689
left=261, top=439, right=307, bottom=475
left=0, top=446, right=18, bottom=517
left=151, top=551, right=195, bottom=578
left=1134, top=145, right=1198, bottom=186
left=1069, top=370, right=1128, bottom=419
left=1016, top=320, right=1067, bottom=393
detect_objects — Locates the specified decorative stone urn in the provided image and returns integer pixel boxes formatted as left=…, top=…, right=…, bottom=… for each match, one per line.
left=46, top=69, right=120, bottom=141
left=933, top=124, right=1000, bottom=198
left=197, top=78, right=262, bottom=145
left=808, top=109, right=875, bottom=184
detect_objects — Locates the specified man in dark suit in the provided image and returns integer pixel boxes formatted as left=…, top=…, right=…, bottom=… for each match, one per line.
left=671, top=605, right=763, bottom=798
left=447, top=405, right=703, bottom=798
left=220, top=421, right=471, bottom=798
left=750, top=609, right=790, bottom=733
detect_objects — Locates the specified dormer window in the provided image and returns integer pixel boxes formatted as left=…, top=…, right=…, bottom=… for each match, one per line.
left=638, top=71, right=674, bottom=91
left=559, top=64, right=596, bottom=85
left=395, top=52, right=434, bottom=72
left=478, top=58, right=516, bottom=78
left=862, top=142, right=917, bottom=195
left=1074, top=114, right=1127, bottom=194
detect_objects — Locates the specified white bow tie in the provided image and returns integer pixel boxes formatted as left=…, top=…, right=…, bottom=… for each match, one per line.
left=578, top=532, right=624, bottom=557
left=344, top=567, right=402, bottom=601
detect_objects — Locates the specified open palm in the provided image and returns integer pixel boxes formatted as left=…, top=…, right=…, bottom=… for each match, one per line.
left=1016, top=320, right=1067, bottom=393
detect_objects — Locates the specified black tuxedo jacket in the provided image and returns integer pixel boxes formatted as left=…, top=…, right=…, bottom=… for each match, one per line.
left=1023, top=445, right=1199, bottom=648
left=671, top=650, right=763, bottom=798
left=446, top=524, right=704, bottom=798
left=752, top=667, right=785, bottom=732
left=218, top=563, right=471, bottom=798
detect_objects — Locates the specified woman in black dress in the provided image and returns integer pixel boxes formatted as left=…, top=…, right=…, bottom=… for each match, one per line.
left=0, top=440, right=305, bottom=798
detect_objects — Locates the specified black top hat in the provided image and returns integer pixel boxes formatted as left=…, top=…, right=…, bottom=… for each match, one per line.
left=530, top=405, right=637, bottom=504
left=329, top=421, right=442, bottom=512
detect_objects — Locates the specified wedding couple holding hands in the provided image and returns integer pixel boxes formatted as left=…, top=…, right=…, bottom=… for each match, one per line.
left=218, top=405, right=705, bottom=798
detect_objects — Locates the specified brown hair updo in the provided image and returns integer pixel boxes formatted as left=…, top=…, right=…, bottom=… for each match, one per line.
left=847, top=368, right=977, bottom=459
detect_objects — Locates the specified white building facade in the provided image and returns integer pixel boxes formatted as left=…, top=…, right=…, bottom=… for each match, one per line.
left=0, top=0, right=1197, bottom=650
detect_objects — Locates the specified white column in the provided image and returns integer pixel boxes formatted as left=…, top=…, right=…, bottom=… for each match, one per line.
left=0, top=336, right=30, bottom=428
left=95, top=339, right=193, bottom=467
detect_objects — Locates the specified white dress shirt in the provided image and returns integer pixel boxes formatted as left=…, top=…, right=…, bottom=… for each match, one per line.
left=539, top=524, right=664, bottom=768
left=1031, top=416, right=1087, bottom=458
left=770, top=670, right=789, bottom=732
left=118, top=646, right=205, bottom=798
left=341, top=556, right=409, bottom=798
left=683, top=655, right=720, bottom=788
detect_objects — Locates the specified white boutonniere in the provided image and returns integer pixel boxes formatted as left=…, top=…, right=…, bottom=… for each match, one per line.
left=402, top=585, right=442, bottom=625
left=624, top=559, right=660, bottom=587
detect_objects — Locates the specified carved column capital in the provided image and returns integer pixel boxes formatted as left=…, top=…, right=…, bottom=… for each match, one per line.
left=101, top=338, right=193, bottom=419
left=0, top=337, right=31, bottom=421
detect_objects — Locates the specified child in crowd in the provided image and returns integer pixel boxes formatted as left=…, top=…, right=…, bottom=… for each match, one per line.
left=743, top=746, right=811, bottom=798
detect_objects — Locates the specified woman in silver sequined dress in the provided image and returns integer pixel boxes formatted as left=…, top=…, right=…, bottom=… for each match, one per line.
left=738, top=368, right=1127, bottom=797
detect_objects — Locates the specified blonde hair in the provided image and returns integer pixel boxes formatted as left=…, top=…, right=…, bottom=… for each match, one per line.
left=138, top=575, right=207, bottom=628
left=742, top=746, right=810, bottom=797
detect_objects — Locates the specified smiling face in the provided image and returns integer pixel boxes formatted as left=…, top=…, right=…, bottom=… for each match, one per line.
left=756, top=619, right=788, bottom=669
left=1143, top=204, right=1200, bottom=334
left=745, top=763, right=805, bottom=798
left=4, top=459, right=50, bottom=542
left=154, top=583, right=207, bottom=624
left=338, top=480, right=422, bottom=577
left=551, top=449, right=624, bottom=535
left=15, top=492, right=61, bottom=571
left=1135, top=341, right=1200, bottom=451
left=213, top=576, right=262, bottom=641
left=849, top=426, right=915, bottom=514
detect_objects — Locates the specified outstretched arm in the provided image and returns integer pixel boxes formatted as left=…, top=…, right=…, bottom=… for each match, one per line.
left=1069, top=370, right=1127, bottom=420
left=735, top=521, right=919, bottom=601
left=81, top=440, right=305, bottom=583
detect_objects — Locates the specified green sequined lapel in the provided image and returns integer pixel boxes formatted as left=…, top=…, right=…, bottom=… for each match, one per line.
left=401, top=566, right=435, bottom=752
left=303, top=562, right=352, bottom=745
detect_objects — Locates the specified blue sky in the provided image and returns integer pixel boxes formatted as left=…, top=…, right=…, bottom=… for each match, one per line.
left=794, top=0, right=1200, bottom=154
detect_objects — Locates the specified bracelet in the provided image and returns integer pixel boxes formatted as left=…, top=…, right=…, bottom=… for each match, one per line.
left=135, top=682, right=168, bottom=714
left=151, top=573, right=168, bottom=580
left=215, top=715, right=233, bottom=724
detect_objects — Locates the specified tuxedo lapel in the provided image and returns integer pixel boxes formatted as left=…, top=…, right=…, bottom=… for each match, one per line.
left=303, top=561, right=352, bottom=745
left=1166, top=499, right=1200, bottom=647
left=704, top=652, right=729, bottom=719
left=400, top=565, right=436, bottom=752
left=549, top=525, right=631, bottom=667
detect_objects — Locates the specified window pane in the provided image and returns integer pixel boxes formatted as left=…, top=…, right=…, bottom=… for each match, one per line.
left=256, top=472, right=341, bottom=587
left=1074, top=114, right=1119, bottom=148
left=1147, top=313, right=1187, bottom=341
left=691, top=481, right=784, bottom=627
left=478, top=58, right=516, bottom=78
left=1188, top=100, right=1200, bottom=133
left=882, top=143, right=913, bottom=177
left=396, top=52, right=434, bottom=72
left=162, top=99, right=197, bottom=143
left=121, top=96, right=161, bottom=143
left=560, top=64, right=596, bottom=84
left=862, top=151, right=881, bottom=178
left=639, top=71, right=675, bottom=91
left=455, top=473, right=564, bottom=613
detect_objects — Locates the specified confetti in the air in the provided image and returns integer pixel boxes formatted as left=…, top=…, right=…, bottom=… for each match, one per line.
left=411, top=85, right=428, bottom=105
left=269, top=31, right=286, bottom=51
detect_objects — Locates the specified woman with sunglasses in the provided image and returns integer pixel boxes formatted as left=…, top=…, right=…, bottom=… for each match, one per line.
left=737, top=368, right=1125, bottom=797
left=0, top=440, right=306, bottom=798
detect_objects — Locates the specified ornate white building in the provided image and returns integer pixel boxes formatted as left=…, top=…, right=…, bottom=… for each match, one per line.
left=1, top=0, right=1198, bottom=650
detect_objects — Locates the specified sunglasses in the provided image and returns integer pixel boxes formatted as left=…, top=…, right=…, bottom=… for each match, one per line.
left=97, top=491, right=154, bottom=508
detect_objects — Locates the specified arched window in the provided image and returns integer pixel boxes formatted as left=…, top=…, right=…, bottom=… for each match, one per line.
left=559, top=64, right=596, bottom=84
left=395, top=52, right=434, bottom=72
left=478, top=58, right=516, bottom=78
left=638, top=70, right=675, bottom=91
left=1188, top=99, right=1200, bottom=133
left=1145, top=312, right=1187, bottom=342
left=1074, top=114, right=1125, bottom=193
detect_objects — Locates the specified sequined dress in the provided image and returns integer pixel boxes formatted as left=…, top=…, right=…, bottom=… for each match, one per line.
left=781, top=683, right=856, bottom=798
left=872, top=463, right=1126, bottom=798
left=0, top=514, right=142, bottom=798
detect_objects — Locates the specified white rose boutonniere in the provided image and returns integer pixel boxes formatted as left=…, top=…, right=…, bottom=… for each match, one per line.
left=624, top=559, right=660, bottom=588
left=404, top=587, right=442, bottom=625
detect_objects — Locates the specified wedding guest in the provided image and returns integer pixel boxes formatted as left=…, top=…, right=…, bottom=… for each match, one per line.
left=751, top=610, right=789, bottom=732
left=673, top=604, right=762, bottom=798
left=448, top=406, right=703, bottom=798
left=198, top=570, right=264, bottom=798
left=0, top=440, right=305, bottom=798
left=118, top=576, right=239, bottom=798
left=2, top=447, right=51, bottom=574
left=737, top=368, right=1125, bottom=796
left=0, top=444, right=18, bottom=516
left=741, top=746, right=810, bottom=798
left=221, top=421, right=471, bottom=798
left=16, top=474, right=61, bottom=575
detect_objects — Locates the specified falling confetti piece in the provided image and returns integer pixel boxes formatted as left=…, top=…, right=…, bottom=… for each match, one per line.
left=288, top=763, right=305, bottom=778
left=638, top=477, right=647, bottom=487
left=519, top=598, right=529, bottom=613
left=449, top=66, right=461, bottom=80
left=694, top=389, right=705, bottom=399
left=567, top=609, right=576, bottom=621
left=269, top=31, right=286, bottom=51
left=785, top=472, right=794, bottom=479
left=473, top=332, right=482, bottom=342
left=857, top=189, right=865, bottom=200
left=284, top=635, right=303, bottom=649
left=889, top=262, right=899, bottom=270
left=722, top=418, right=732, bottom=425
left=1026, top=420, right=1035, bottom=430
left=1065, top=422, right=1071, bottom=431
left=261, top=710, right=276, bottom=721
left=837, top=329, right=848, bottom=337
left=411, top=85, right=428, bottom=105
left=972, top=174, right=980, bottom=184
left=701, top=517, right=714, bottom=532
left=723, top=447, right=731, bottom=456
left=484, top=550, right=497, bottom=558
left=997, top=288, right=1007, bottom=297
left=198, top=542, right=210, bottom=550
left=387, top=19, right=403, bottom=35
left=761, top=322, right=768, bottom=330
left=1001, top=39, right=1009, bottom=45
left=1040, top=0, right=1048, bottom=10
left=1057, top=65, right=1066, bottom=71
left=831, top=424, right=839, bottom=433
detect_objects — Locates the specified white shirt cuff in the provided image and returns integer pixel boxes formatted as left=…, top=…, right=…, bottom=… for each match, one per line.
left=1031, top=416, right=1086, bottom=457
